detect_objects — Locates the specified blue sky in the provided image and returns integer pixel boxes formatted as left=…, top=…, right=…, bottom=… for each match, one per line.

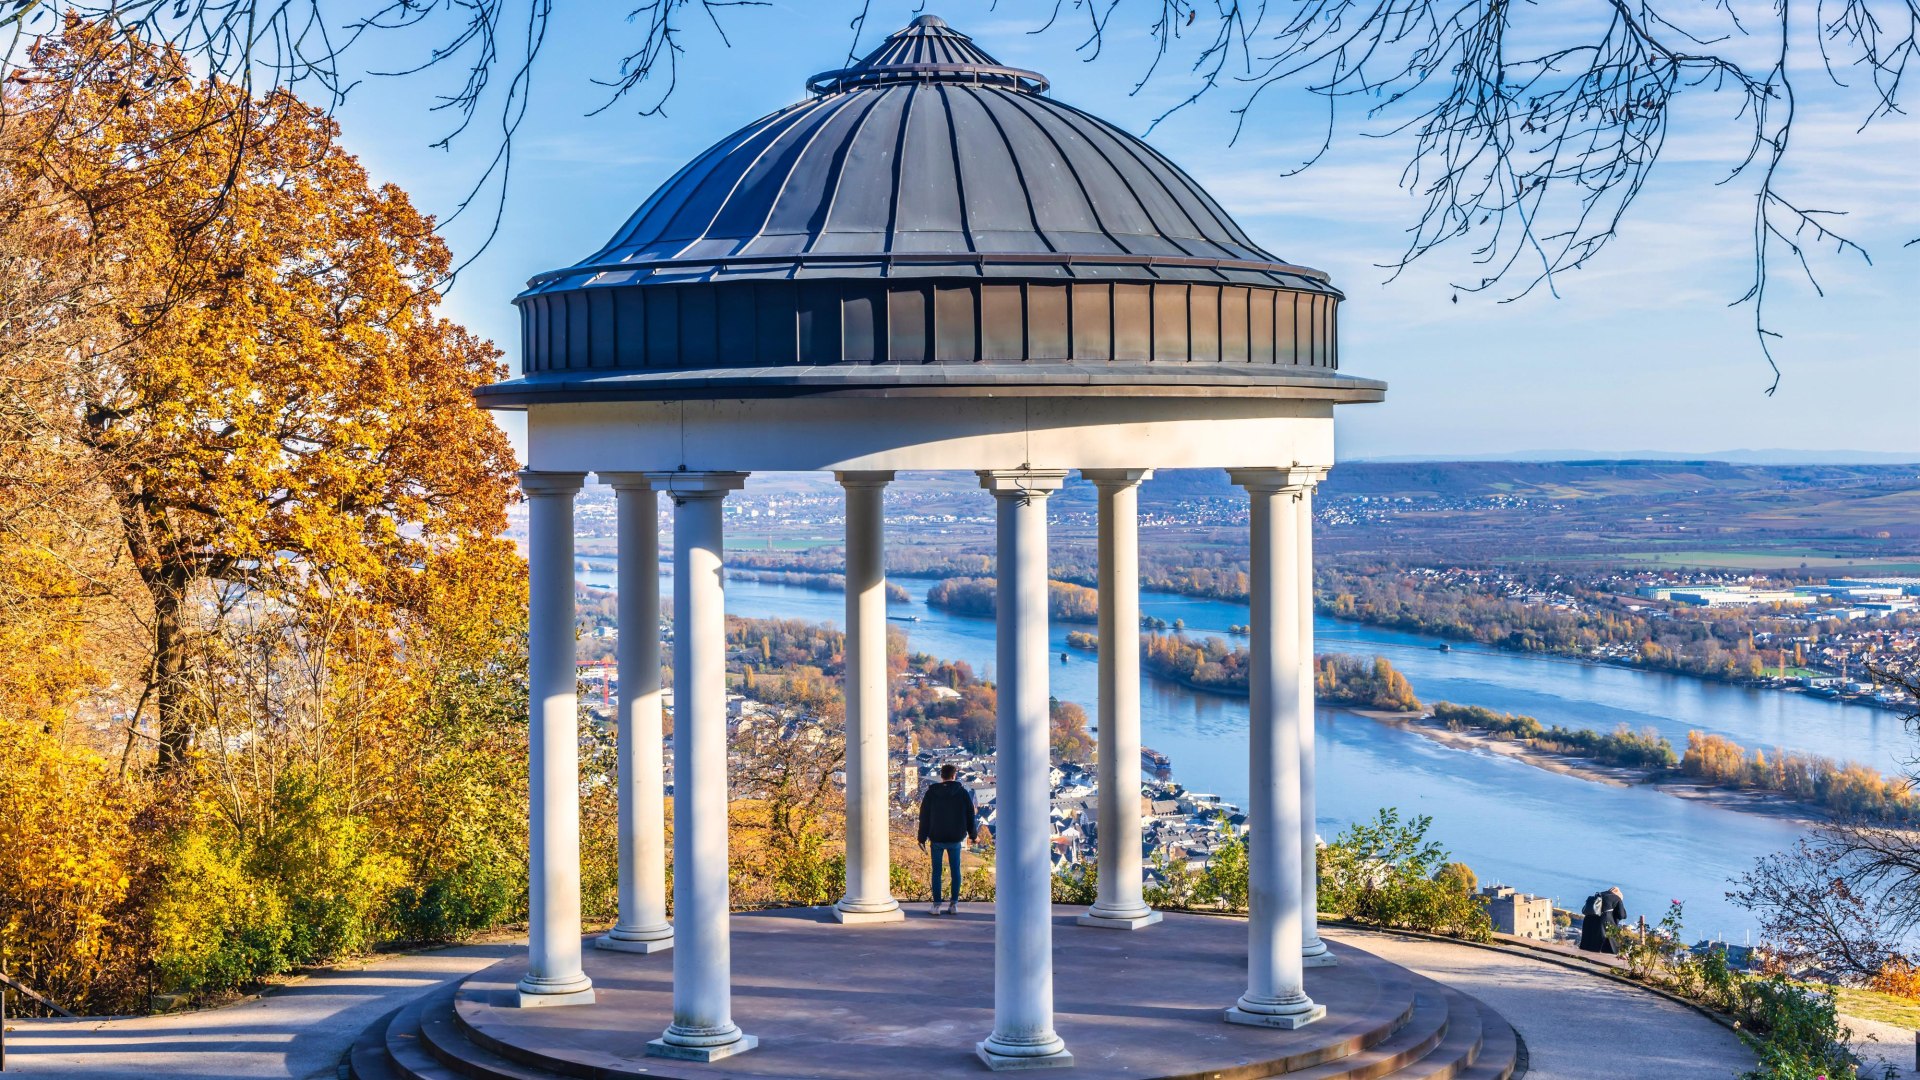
left=326, top=2, right=1918, bottom=462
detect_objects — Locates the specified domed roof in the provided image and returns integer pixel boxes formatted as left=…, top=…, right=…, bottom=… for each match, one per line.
left=486, top=16, right=1378, bottom=405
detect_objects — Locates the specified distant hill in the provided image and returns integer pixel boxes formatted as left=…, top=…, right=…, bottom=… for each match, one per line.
left=1357, top=449, right=1920, bottom=466
left=729, top=461, right=1920, bottom=507
left=1120, top=461, right=1918, bottom=504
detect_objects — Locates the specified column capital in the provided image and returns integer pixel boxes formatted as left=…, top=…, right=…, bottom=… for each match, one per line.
left=645, top=471, right=749, bottom=500
left=833, top=470, right=896, bottom=488
left=1079, top=468, right=1154, bottom=488
left=977, top=469, right=1070, bottom=496
left=519, top=470, right=587, bottom=497
left=596, top=471, right=656, bottom=492
left=1226, top=466, right=1324, bottom=494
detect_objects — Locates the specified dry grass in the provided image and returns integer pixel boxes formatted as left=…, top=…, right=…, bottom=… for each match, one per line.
left=1836, top=986, right=1920, bottom=1030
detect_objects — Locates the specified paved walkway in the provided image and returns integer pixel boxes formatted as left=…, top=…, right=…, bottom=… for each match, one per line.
left=1326, top=928, right=1756, bottom=1079
left=1847, top=1013, right=1918, bottom=1080
left=4, top=942, right=516, bottom=1079
left=8, top=927, right=1873, bottom=1079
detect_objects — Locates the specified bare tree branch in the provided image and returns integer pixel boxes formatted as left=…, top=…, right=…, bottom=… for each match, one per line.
left=1, top=1, right=1910, bottom=379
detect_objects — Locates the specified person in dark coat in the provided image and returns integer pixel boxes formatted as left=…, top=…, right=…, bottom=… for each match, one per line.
left=917, top=763, right=978, bottom=915
left=1579, top=886, right=1627, bottom=953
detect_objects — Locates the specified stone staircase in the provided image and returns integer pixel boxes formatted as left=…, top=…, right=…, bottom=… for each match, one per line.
left=347, top=967, right=1520, bottom=1080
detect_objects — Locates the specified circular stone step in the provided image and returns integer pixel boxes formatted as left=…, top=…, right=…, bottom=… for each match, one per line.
left=451, top=907, right=1427, bottom=1079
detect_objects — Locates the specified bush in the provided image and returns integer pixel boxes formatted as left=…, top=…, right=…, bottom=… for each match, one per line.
left=1138, top=816, right=1248, bottom=912
left=1609, top=901, right=1861, bottom=1080
left=149, top=828, right=294, bottom=995
left=1193, top=818, right=1249, bottom=910
left=151, top=776, right=405, bottom=995
left=1052, top=862, right=1098, bottom=906
left=1738, top=978, right=1856, bottom=1080
left=1316, top=809, right=1491, bottom=940
left=1145, top=847, right=1202, bottom=910
left=962, top=862, right=997, bottom=902
left=390, top=851, right=523, bottom=943
left=0, top=721, right=153, bottom=1013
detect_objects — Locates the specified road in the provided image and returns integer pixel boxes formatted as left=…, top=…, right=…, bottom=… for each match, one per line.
left=4, top=942, right=514, bottom=1079
left=1327, top=928, right=1756, bottom=1079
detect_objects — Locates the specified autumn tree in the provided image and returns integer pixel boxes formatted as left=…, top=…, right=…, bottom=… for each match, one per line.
left=1733, top=667, right=1920, bottom=978
left=1049, top=698, right=1093, bottom=764
left=729, top=709, right=848, bottom=908
left=0, top=22, right=517, bottom=770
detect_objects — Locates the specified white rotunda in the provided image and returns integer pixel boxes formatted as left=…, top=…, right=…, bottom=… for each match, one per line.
left=478, top=14, right=1399, bottom=1074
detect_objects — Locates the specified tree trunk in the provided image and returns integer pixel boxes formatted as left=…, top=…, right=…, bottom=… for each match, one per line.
left=149, top=573, right=192, bottom=772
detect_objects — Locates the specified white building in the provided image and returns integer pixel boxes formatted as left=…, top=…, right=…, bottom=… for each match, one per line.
left=478, top=13, right=1379, bottom=1070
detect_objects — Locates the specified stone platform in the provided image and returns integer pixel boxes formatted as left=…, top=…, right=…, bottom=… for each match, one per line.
left=349, top=906, right=1518, bottom=1079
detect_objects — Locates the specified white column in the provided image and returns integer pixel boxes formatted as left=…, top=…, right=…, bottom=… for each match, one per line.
left=1298, top=467, right=1335, bottom=967
left=834, top=471, right=905, bottom=923
left=646, top=472, right=757, bottom=1063
left=1224, top=468, right=1325, bottom=1029
left=517, top=471, right=595, bottom=1008
left=598, top=474, right=674, bottom=954
left=976, top=469, right=1074, bottom=1072
left=1077, top=469, right=1160, bottom=931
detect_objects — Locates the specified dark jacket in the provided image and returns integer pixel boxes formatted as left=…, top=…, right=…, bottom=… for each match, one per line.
left=918, top=780, right=978, bottom=844
left=1579, top=891, right=1627, bottom=953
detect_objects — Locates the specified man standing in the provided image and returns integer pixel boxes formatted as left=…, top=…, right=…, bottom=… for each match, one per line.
left=1579, top=886, right=1627, bottom=953
left=917, top=763, right=978, bottom=915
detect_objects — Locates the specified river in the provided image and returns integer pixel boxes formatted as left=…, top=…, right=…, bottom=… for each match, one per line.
left=578, top=561, right=1899, bottom=938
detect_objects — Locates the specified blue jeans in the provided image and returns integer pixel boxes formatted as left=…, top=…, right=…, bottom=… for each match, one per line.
left=930, top=842, right=963, bottom=904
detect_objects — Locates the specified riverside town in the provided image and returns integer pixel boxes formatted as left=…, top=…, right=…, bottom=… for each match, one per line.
left=3, top=7, right=1917, bottom=1080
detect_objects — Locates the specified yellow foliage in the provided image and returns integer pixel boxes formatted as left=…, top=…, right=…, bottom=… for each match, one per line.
left=0, top=720, right=148, bottom=1011
left=2, top=19, right=517, bottom=767
left=0, top=23, right=531, bottom=1009
left=1868, top=957, right=1920, bottom=1001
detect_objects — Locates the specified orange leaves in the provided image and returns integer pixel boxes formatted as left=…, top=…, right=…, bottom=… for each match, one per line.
left=0, top=719, right=150, bottom=1011
left=2, top=20, right=518, bottom=768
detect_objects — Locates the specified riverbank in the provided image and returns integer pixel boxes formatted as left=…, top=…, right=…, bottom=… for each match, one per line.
left=1360, top=710, right=1831, bottom=828
left=586, top=566, right=1817, bottom=933
left=1319, top=609, right=1911, bottom=715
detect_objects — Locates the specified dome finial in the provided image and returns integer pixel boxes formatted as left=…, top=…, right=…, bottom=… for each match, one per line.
left=806, top=13, right=1049, bottom=94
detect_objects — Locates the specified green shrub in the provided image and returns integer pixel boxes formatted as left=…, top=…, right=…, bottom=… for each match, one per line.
left=1052, top=862, right=1098, bottom=906
left=390, top=849, right=522, bottom=942
left=1316, top=809, right=1491, bottom=940
left=1144, top=847, right=1200, bottom=910
left=149, top=828, right=294, bottom=995
left=889, top=859, right=921, bottom=900
left=1194, top=817, right=1249, bottom=909
left=1608, top=901, right=1861, bottom=1079
left=961, top=862, right=997, bottom=902
left=150, top=774, right=406, bottom=996
left=254, top=777, right=405, bottom=963
left=1738, top=977, right=1857, bottom=1080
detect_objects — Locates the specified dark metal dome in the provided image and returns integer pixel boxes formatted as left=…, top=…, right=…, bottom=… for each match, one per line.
left=485, top=15, right=1377, bottom=405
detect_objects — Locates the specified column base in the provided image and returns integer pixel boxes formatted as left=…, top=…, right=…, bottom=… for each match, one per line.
left=1076, top=908, right=1162, bottom=931
left=1225, top=999, right=1326, bottom=1030
left=514, top=975, right=596, bottom=1009
left=596, top=926, right=674, bottom=954
left=1302, top=937, right=1338, bottom=967
left=832, top=899, right=905, bottom=924
left=976, top=1042, right=1075, bottom=1071
left=647, top=1032, right=759, bottom=1062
